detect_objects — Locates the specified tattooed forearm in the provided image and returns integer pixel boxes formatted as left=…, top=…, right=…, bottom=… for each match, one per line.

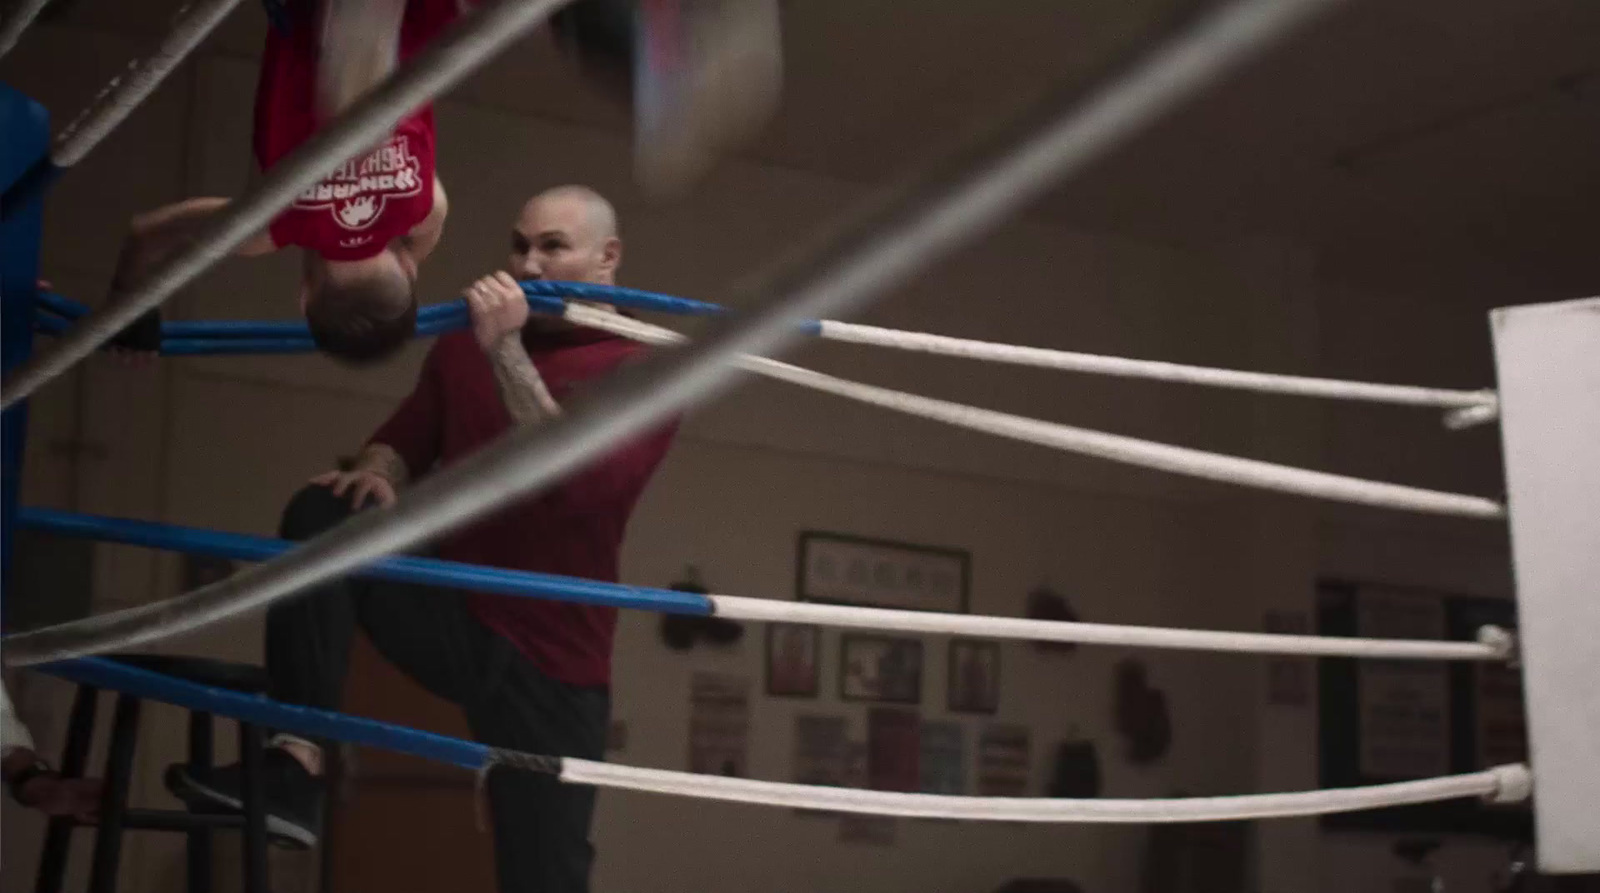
left=488, top=337, right=561, bottom=425
left=353, top=443, right=411, bottom=486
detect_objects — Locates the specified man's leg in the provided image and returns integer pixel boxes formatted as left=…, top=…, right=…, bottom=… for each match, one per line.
left=316, top=0, right=406, bottom=116
left=166, top=483, right=367, bottom=846
left=264, top=483, right=365, bottom=710
left=464, top=651, right=610, bottom=893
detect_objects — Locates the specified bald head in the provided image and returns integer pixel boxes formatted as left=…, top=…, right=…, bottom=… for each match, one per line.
left=508, top=185, right=622, bottom=285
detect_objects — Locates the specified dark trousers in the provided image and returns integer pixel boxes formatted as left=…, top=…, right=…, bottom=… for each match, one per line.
left=266, top=485, right=609, bottom=893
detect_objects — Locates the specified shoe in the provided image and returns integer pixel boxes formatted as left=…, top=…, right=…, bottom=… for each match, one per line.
left=165, top=748, right=325, bottom=849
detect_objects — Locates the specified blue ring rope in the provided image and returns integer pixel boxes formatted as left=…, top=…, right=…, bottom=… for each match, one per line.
left=37, top=281, right=722, bottom=344
left=160, top=338, right=318, bottom=355
left=17, top=506, right=715, bottom=616
left=41, top=656, right=492, bottom=770
left=36, top=291, right=88, bottom=320
left=25, top=284, right=806, bottom=358
left=32, top=282, right=824, bottom=356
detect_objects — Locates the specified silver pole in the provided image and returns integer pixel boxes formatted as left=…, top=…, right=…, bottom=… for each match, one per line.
left=3, top=0, right=1347, bottom=666
left=0, top=0, right=571, bottom=410
left=0, top=0, right=50, bottom=61
left=51, top=0, right=249, bottom=168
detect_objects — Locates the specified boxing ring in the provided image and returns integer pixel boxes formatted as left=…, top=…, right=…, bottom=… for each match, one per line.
left=2, top=0, right=1596, bottom=876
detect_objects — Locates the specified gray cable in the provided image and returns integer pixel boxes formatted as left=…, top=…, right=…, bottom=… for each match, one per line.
left=0, top=0, right=51, bottom=60
left=0, top=0, right=571, bottom=410
left=3, top=0, right=1347, bottom=666
left=52, top=0, right=248, bottom=168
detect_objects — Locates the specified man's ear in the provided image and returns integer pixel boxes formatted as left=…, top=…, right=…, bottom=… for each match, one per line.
left=600, top=236, right=622, bottom=273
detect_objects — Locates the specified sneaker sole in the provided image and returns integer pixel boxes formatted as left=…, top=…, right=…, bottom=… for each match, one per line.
left=166, top=766, right=319, bottom=849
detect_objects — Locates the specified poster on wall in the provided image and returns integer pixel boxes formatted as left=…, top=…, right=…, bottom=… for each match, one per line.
left=1356, top=589, right=1450, bottom=778
left=978, top=724, right=1031, bottom=796
left=948, top=639, right=1001, bottom=714
left=840, top=634, right=923, bottom=704
left=793, top=715, right=850, bottom=787
left=689, top=673, right=750, bottom=777
left=799, top=532, right=970, bottom=614
left=867, top=708, right=921, bottom=792
left=793, top=714, right=850, bottom=818
left=919, top=721, right=965, bottom=795
left=767, top=623, right=821, bottom=697
left=834, top=738, right=895, bottom=842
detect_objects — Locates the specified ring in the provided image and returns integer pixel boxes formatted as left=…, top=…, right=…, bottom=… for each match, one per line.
left=0, top=0, right=1593, bottom=880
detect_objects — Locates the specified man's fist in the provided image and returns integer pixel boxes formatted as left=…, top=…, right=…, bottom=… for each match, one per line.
left=466, top=272, right=529, bottom=352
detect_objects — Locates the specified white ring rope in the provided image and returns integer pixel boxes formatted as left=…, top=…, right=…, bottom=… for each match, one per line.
left=711, top=595, right=1512, bottom=661
left=819, top=321, right=1499, bottom=423
left=567, top=306, right=1507, bottom=521
left=550, top=758, right=1531, bottom=822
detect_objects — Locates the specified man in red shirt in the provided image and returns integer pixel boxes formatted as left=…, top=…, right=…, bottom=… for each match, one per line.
left=167, top=186, right=678, bottom=893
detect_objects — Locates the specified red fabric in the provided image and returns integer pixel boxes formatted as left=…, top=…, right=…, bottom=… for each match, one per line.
left=370, top=327, right=679, bottom=687
left=253, top=0, right=466, bottom=259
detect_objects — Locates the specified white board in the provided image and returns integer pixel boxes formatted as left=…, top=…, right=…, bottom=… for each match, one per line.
left=1491, top=296, right=1600, bottom=873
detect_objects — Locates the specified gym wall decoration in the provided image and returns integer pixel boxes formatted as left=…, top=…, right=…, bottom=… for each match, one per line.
left=798, top=531, right=970, bottom=614
left=947, top=638, right=1001, bottom=714
left=840, top=634, right=923, bottom=705
left=767, top=623, right=821, bottom=697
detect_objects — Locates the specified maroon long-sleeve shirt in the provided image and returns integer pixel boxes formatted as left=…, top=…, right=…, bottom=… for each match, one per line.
left=369, top=326, right=678, bottom=687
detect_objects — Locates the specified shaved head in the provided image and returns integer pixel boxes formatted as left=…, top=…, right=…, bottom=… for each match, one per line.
left=507, top=184, right=623, bottom=287
left=525, top=185, right=618, bottom=242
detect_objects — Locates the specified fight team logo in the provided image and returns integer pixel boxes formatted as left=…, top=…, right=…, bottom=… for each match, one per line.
left=291, top=135, right=423, bottom=232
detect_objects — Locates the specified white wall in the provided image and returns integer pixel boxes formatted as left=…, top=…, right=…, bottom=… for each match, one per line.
left=1, top=17, right=1530, bottom=893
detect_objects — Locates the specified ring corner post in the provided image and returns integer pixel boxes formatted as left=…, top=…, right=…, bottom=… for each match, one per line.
left=1, top=83, right=50, bottom=629
left=1489, top=296, right=1600, bottom=874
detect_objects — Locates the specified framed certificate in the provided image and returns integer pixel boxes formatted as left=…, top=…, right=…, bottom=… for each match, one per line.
left=798, top=532, right=969, bottom=614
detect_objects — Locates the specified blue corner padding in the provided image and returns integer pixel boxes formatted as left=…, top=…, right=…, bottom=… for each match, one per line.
left=2, top=84, right=50, bottom=622
left=42, top=657, right=492, bottom=770
left=17, top=507, right=717, bottom=617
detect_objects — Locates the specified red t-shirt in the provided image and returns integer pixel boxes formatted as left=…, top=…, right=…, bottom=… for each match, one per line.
left=253, top=0, right=465, bottom=260
left=370, top=327, right=680, bottom=687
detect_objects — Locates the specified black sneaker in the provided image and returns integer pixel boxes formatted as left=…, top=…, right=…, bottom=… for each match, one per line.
left=165, top=748, right=325, bottom=849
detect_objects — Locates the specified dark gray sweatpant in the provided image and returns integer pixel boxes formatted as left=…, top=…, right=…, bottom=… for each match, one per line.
left=266, top=484, right=608, bottom=893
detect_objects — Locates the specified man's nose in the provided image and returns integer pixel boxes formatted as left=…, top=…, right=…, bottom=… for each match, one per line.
left=512, top=255, right=541, bottom=279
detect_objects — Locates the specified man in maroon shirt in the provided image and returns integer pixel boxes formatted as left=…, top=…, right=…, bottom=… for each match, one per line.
left=167, top=186, right=677, bottom=893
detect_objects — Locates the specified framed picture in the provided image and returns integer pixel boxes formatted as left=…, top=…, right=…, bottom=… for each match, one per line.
left=766, top=623, right=821, bottom=697
left=948, top=639, right=1001, bottom=714
left=840, top=634, right=923, bottom=704
left=798, top=532, right=970, bottom=614
left=1317, top=578, right=1529, bottom=839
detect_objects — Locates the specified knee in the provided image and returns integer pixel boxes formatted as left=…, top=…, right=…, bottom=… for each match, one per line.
left=278, top=484, right=355, bottom=541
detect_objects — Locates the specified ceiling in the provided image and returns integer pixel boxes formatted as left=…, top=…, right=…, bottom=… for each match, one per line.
left=34, top=0, right=1600, bottom=293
